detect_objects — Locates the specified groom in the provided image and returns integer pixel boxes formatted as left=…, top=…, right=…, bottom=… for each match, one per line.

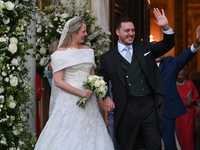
left=98, top=8, right=175, bottom=150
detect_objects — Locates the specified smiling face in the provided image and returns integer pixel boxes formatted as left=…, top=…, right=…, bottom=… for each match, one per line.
left=75, top=23, right=87, bottom=44
left=116, top=22, right=135, bottom=46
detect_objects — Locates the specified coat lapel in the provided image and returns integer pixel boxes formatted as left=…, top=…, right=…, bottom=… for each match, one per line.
left=110, top=47, right=126, bottom=87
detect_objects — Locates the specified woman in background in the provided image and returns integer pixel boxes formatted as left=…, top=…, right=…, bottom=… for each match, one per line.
left=176, top=66, right=199, bottom=150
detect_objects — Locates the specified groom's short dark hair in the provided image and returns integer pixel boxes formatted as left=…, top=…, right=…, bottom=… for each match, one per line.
left=115, top=17, right=134, bottom=30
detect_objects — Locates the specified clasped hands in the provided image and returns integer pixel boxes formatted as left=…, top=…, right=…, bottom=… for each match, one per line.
left=100, top=96, right=115, bottom=112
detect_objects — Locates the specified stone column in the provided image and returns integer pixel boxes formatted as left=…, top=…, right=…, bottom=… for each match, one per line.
left=25, top=0, right=36, bottom=133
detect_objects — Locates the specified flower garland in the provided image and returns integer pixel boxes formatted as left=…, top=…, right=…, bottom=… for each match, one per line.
left=0, top=0, right=37, bottom=149
left=36, top=0, right=111, bottom=77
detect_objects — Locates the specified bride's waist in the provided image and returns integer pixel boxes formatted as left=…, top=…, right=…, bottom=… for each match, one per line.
left=64, top=80, right=86, bottom=90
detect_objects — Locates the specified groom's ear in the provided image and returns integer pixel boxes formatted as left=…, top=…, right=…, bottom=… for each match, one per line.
left=116, top=29, right=119, bottom=36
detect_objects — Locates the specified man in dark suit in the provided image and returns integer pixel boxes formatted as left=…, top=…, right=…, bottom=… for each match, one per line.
left=98, top=8, right=175, bottom=150
left=154, top=26, right=200, bottom=150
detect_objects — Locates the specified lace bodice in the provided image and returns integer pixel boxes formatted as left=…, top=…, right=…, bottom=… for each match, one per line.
left=63, top=63, right=93, bottom=87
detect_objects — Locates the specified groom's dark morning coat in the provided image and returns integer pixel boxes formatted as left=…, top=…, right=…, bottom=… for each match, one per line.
left=98, top=33, right=175, bottom=135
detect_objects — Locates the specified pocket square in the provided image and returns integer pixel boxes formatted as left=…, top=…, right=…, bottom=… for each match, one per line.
left=144, top=51, right=150, bottom=56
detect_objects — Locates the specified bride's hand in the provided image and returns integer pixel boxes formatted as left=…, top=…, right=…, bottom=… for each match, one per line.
left=82, top=89, right=93, bottom=98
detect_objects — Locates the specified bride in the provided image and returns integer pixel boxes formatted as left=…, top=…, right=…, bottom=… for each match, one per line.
left=34, top=16, right=114, bottom=150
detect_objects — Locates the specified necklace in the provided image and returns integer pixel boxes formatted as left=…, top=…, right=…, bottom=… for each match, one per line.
left=176, top=80, right=186, bottom=86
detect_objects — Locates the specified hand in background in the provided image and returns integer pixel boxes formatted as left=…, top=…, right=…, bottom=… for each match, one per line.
left=194, top=26, right=200, bottom=49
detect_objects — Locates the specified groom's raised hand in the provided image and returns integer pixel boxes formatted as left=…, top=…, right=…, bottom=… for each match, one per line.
left=100, top=96, right=115, bottom=112
left=153, top=8, right=169, bottom=30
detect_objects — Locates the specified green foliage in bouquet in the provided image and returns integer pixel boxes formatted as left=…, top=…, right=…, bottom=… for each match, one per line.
left=35, top=0, right=111, bottom=78
left=0, top=0, right=37, bottom=149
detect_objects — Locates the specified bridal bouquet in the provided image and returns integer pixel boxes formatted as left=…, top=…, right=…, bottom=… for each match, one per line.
left=76, top=75, right=108, bottom=109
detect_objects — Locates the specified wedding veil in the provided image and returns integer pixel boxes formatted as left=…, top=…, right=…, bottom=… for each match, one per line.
left=57, top=16, right=82, bottom=48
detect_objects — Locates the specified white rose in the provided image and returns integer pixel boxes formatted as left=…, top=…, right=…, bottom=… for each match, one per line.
left=8, top=95, right=14, bottom=100
left=8, top=101, right=16, bottom=109
left=0, top=137, right=7, bottom=145
left=12, top=129, right=20, bottom=135
left=10, top=37, right=18, bottom=44
left=2, top=71, right=7, bottom=76
left=5, top=1, right=14, bottom=11
left=11, top=58, right=18, bottom=66
left=10, top=76, right=18, bottom=86
left=0, top=95, right=4, bottom=103
left=37, top=26, right=42, bottom=33
left=17, top=67, right=21, bottom=71
left=8, top=43, right=17, bottom=54
left=6, top=26, right=10, bottom=32
left=3, top=17, right=10, bottom=24
left=0, top=1, right=5, bottom=9
left=39, top=57, right=48, bottom=66
left=0, top=37, right=6, bottom=42
left=94, top=80, right=101, bottom=87
left=0, top=86, right=4, bottom=94
left=40, top=47, right=46, bottom=55
left=87, top=75, right=94, bottom=83
left=99, top=86, right=106, bottom=93
left=9, top=74, right=13, bottom=79
left=4, top=77, right=9, bottom=82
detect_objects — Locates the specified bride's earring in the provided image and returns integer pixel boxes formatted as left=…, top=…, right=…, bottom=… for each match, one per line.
left=72, top=35, right=75, bottom=39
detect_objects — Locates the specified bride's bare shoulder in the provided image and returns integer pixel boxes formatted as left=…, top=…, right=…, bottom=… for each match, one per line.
left=55, top=47, right=67, bottom=51
left=79, top=45, right=91, bottom=49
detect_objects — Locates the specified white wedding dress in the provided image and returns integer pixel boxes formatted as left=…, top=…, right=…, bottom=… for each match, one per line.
left=34, top=48, right=114, bottom=150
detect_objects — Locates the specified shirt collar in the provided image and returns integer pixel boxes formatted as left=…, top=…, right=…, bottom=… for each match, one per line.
left=118, top=41, right=133, bottom=52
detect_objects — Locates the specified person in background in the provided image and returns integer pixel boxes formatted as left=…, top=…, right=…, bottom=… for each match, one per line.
left=190, top=70, right=200, bottom=150
left=176, top=66, right=199, bottom=150
left=45, top=39, right=59, bottom=87
left=36, top=73, right=42, bottom=138
left=104, top=81, right=120, bottom=150
left=151, top=26, right=200, bottom=150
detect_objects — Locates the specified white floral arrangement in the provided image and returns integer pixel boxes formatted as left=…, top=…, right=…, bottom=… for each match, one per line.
left=0, top=0, right=37, bottom=149
left=76, top=75, right=107, bottom=108
left=35, top=0, right=111, bottom=77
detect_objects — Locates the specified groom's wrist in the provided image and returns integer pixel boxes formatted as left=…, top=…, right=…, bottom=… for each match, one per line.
left=162, top=25, right=170, bottom=31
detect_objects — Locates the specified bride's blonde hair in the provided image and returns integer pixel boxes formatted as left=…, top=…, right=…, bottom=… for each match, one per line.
left=60, top=17, right=85, bottom=48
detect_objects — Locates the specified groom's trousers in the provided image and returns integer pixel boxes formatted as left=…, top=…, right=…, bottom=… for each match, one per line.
left=116, top=94, right=162, bottom=150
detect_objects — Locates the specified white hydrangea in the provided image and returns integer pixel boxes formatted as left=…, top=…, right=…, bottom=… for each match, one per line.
left=10, top=76, right=18, bottom=87
left=0, top=95, right=4, bottom=103
left=8, top=43, right=17, bottom=54
left=61, top=13, right=69, bottom=18
left=3, top=17, right=10, bottom=24
left=11, top=58, right=19, bottom=66
left=10, top=37, right=18, bottom=44
left=5, top=1, right=14, bottom=11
